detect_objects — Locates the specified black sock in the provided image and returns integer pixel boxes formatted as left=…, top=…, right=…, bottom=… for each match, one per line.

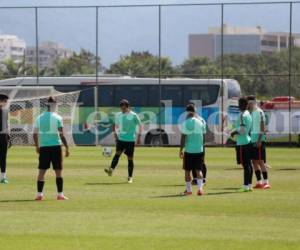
left=192, top=169, right=197, bottom=179
left=37, top=180, right=45, bottom=193
left=255, top=170, right=262, bottom=181
left=262, top=171, right=268, bottom=180
left=111, top=154, right=120, bottom=169
left=56, top=177, right=63, bottom=193
left=128, top=160, right=134, bottom=178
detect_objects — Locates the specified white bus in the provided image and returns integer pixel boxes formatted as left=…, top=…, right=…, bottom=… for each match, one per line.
left=0, top=77, right=241, bottom=146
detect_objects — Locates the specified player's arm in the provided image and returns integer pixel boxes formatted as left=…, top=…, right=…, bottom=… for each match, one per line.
left=33, top=127, right=39, bottom=154
left=179, top=134, right=186, bottom=159
left=135, top=114, right=142, bottom=145
left=113, top=124, right=118, bottom=142
left=257, top=112, right=265, bottom=146
left=58, top=127, right=69, bottom=157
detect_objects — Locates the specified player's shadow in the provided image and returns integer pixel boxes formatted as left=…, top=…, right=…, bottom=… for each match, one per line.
left=276, top=168, right=299, bottom=171
left=150, top=194, right=185, bottom=198
left=0, top=199, right=35, bottom=203
left=156, top=184, right=185, bottom=187
left=85, top=182, right=128, bottom=185
left=211, top=187, right=240, bottom=191
left=207, top=191, right=238, bottom=196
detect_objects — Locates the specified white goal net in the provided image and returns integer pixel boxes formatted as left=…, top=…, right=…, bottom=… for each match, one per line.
left=0, top=86, right=80, bottom=146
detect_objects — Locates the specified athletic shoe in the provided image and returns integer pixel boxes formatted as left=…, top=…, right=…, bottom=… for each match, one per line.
left=127, top=177, right=133, bottom=184
left=254, top=183, right=264, bottom=189
left=180, top=190, right=192, bottom=196
left=35, top=195, right=44, bottom=201
left=104, top=167, right=113, bottom=176
left=238, top=188, right=252, bottom=193
left=197, top=190, right=204, bottom=196
left=57, top=195, right=69, bottom=200
left=0, top=178, right=8, bottom=184
left=191, top=179, right=197, bottom=185
left=263, top=183, right=271, bottom=189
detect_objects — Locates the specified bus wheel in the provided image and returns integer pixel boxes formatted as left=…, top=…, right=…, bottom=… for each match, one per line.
left=146, top=133, right=168, bottom=147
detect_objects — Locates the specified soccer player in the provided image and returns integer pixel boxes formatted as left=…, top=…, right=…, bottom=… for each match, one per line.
left=33, top=97, right=70, bottom=201
left=104, top=99, right=142, bottom=183
left=179, top=104, right=206, bottom=196
left=0, top=94, right=10, bottom=184
left=231, top=97, right=253, bottom=192
left=247, top=95, right=271, bottom=189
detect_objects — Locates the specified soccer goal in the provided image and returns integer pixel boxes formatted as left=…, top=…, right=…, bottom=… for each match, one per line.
left=0, top=86, right=80, bottom=146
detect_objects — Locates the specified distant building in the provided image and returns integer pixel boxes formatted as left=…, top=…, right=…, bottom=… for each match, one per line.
left=25, top=41, right=73, bottom=69
left=0, top=34, right=26, bottom=64
left=189, top=24, right=300, bottom=60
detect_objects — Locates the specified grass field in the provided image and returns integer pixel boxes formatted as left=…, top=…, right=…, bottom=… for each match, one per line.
left=0, top=146, right=299, bottom=250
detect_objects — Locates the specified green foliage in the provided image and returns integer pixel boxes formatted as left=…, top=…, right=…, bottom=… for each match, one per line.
left=106, top=51, right=175, bottom=77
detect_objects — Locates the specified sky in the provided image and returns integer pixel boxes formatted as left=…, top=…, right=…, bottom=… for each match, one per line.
left=0, top=0, right=299, bottom=66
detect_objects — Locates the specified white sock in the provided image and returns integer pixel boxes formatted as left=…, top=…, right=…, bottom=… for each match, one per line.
left=263, top=179, right=269, bottom=184
left=244, top=185, right=249, bottom=190
left=248, top=184, right=252, bottom=189
left=1, top=172, right=6, bottom=179
left=257, top=180, right=262, bottom=184
left=186, top=182, right=192, bottom=192
left=197, top=178, right=203, bottom=191
left=58, top=192, right=64, bottom=196
left=37, top=192, right=43, bottom=196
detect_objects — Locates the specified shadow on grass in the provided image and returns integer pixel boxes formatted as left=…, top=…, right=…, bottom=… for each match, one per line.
left=156, top=184, right=185, bottom=187
left=0, top=199, right=35, bottom=203
left=276, top=168, right=299, bottom=171
left=206, top=191, right=238, bottom=196
left=150, top=194, right=184, bottom=198
left=224, top=168, right=243, bottom=171
left=85, top=182, right=128, bottom=185
left=211, top=187, right=240, bottom=191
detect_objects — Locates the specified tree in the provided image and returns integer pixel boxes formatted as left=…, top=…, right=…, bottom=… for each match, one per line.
left=106, top=51, right=175, bottom=77
left=54, top=49, right=101, bottom=76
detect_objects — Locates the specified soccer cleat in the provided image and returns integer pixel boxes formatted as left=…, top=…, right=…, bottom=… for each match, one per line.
left=254, top=183, right=264, bottom=189
left=35, top=195, right=44, bottom=201
left=180, top=190, right=192, bottom=196
left=57, top=195, right=69, bottom=200
left=104, top=168, right=113, bottom=176
left=0, top=178, right=9, bottom=184
left=263, top=183, right=271, bottom=189
left=127, top=177, right=133, bottom=184
left=238, top=188, right=252, bottom=193
left=197, top=190, right=204, bottom=196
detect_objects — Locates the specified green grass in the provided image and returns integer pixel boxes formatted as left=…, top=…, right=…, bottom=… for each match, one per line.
left=1, top=146, right=300, bottom=250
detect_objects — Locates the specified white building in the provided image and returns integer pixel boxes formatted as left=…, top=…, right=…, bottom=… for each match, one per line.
left=0, top=34, right=26, bottom=64
left=25, top=41, right=73, bottom=69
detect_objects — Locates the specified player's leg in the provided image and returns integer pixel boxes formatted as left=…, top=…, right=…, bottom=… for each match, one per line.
left=35, top=147, right=51, bottom=200
left=259, top=143, right=271, bottom=189
left=202, top=163, right=207, bottom=185
left=52, top=146, right=68, bottom=200
left=191, top=169, right=197, bottom=185
left=181, top=153, right=192, bottom=196
left=0, top=135, right=8, bottom=184
left=196, top=170, right=204, bottom=195
left=238, top=145, right=252, bottom=192
left=125, top=142, right=135, bottom=183
left=105, top=140, right=123, bottom=176
left=251, top=143, right=264, bottom=188
left=36, top=169, right=47, bottom=200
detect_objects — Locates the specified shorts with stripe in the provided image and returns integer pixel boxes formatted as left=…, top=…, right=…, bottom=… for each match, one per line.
left=236, top=143, right=251, bottom=165
left=251, top=142, right=266, bottom=163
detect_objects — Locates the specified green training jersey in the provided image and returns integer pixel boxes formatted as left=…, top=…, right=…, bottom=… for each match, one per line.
left=251, top=107, right=267, bottom=143
left=235, top=110, right=252, bottom=146
left=34, top=111, right=63, bottom=147
left=115, top=111, right=142, bottom=142
left=181, top=116, right=206, bottom=153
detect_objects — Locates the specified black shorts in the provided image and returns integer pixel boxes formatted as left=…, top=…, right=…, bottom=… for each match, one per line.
left=38, top=146, right=63, bottom=170
left=116, top=140, right=135, bottom=157
left=251, top=142, right=266, bottom=162
left=183, top=152, right=204, bottom=171
left=236, top=143, right=251, bottom=165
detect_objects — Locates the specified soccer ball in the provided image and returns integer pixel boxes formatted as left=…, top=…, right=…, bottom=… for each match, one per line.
left=102, top=147, right=112, bottom=157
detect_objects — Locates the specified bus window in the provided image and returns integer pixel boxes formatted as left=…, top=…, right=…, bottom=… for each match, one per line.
left=98, top=86, right=114, bottom=106
left=227, top=80, right=241, bottom=99
left=78, top=87, right=94, bottom=107
left=148, top=86, right=159, bottom=106
left=162, top=86, right=183, bottom=106
left=183, top=85, right=219, bottom=106
left=114, top=85, right=147, bottom=107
